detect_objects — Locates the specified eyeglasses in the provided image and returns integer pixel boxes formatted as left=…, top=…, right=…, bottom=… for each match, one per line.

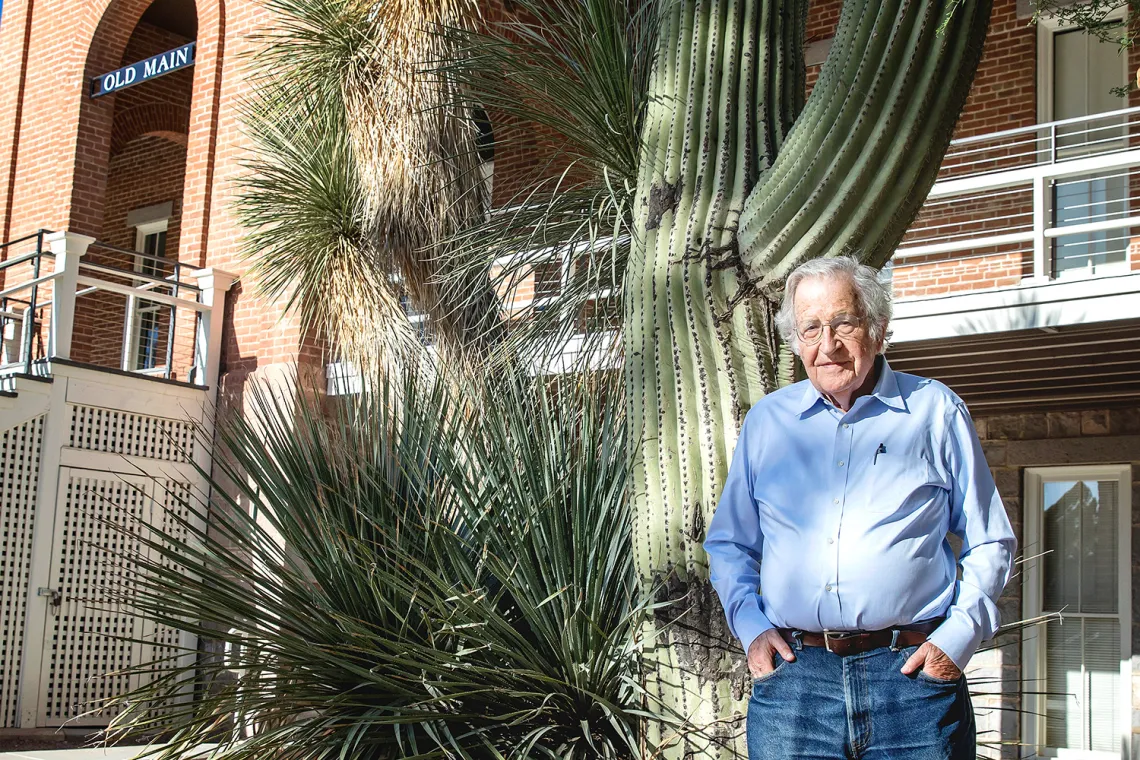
left=796, top=314, right=866, bottom=345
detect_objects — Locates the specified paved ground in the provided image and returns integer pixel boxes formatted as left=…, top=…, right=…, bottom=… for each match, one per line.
left=0, top=747, right=214, bottom=759
left=0, top=751, right=154, bottom=759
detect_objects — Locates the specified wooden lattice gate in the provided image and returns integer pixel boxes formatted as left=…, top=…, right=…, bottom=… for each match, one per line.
left=0, top=363, right=210, bottom=729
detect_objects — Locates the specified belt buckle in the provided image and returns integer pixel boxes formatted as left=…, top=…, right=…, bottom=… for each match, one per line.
left=822, top=630, right=857, bottom=654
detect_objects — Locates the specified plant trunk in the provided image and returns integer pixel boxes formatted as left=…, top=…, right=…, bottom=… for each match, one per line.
left=625, top=0, right=992, bottom=756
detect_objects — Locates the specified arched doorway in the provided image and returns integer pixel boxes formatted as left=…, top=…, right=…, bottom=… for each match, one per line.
left=72, top=0, right=198, bottom=377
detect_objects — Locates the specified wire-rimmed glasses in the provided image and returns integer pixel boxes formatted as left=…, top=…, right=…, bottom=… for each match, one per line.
left=796, top=314, right=866, bottom=345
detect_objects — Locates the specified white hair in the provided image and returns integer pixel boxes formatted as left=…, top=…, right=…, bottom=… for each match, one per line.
left=774, top=256, right=893, bottom=356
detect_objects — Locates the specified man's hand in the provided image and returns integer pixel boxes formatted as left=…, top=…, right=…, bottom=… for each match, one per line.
left=747, top=628, right=796, bottom=678
left=901, top=641, right=962, bottom=681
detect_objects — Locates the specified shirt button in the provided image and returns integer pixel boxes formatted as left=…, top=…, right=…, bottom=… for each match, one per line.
left=828, top=538, right=835, bottom=544
left=833, top=498, right=840, bottom=505
left=843, top=423, right=850, bottom=429
left=838, top=460, right=845, bottom=467
left=825, top=584, right=833, bottom=592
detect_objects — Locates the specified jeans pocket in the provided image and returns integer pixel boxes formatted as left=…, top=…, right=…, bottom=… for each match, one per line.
left=916, top=669, right=960, bottom=686
left=751, top=658, right=787, bottom=685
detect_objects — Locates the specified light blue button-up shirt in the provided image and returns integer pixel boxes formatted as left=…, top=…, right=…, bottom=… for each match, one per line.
left=704, top=359, right=1015, bottom=669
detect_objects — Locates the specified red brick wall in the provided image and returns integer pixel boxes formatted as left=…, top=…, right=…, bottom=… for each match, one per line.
left=101, top=136, right=187, bottom=251
left=197, top=0, right=325, bottom=404
left=891, top=5, right=1140, bottom=299
left=806, top=0, right=842, bottom=41
left=891, top=247, right=1029, bottom=297
left=955, top=1, right=1037, bottom=139
left=807, top=0, right=1139, bottom=300
left=55, top=12, right=196, bottom=376
left=0, top=0, right=320, bottom=400
left=479, top=0, right=595, bottom=208
left=805, top=0, right=841, bottom=95
left=69, top=134, right=190, bottom=374
left=791, top=0, right=1045, bottom=304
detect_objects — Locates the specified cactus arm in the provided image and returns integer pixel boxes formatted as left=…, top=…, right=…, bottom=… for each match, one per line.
left=738, top=0, right=992, bottom=281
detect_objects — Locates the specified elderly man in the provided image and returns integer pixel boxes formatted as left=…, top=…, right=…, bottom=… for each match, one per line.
left=704, top=257, right=1015, bottom=760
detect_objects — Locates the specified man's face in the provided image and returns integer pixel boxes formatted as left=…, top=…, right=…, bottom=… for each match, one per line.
left=794, top=276, right=882, bottom=403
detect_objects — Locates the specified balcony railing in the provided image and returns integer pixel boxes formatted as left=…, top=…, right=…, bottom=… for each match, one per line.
left=892, top=106, right=1140, bottom=299
left=0, top=231, right=234, bottom=388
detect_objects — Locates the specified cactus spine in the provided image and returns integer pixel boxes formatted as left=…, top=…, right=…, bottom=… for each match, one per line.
left=625, top=0, right=992, bottom=755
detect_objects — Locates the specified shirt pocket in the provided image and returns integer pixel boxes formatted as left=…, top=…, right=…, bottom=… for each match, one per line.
left=867, top=453, right=935, bottom=513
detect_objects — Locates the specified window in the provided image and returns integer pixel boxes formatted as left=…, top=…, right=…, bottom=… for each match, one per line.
left=1022, top=465, right=1132, bottom=758
left=126, top=220, right=168, bottom=372
left=1037, top=21, right=1130, bottom=278
left=473, top=106, right=494, bottom=215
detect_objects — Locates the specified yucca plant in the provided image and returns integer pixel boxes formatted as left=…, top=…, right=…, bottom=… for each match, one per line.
left=98, top=363, right=667, bottom=759
left=239, top=0, right=503, bottom=371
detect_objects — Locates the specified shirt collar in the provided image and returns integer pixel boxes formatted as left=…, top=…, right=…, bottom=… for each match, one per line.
left=796, top=357, right=907, bottom=415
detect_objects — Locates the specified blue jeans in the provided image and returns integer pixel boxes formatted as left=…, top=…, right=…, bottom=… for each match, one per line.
left=747, top=642, right=975, bottom=760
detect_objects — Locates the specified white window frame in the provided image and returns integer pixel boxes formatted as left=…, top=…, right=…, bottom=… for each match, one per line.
left=1021, top=464, right=1133, bottom=760
left=1035, top=14, right=1131, bottom=280
left=1036, top=11, right=1129, bottom=125
left=122, top=219, right=169, bottom=374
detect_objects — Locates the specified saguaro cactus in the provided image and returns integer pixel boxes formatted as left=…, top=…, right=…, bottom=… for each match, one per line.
left=626, top=0, right=991, bottom=754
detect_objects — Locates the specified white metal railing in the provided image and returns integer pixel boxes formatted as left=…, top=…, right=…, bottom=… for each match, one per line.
left=895, top=107, right=1140, bottom=283
left=936, top=106, right=1140, bottom=181
left=0, top=231, right=235, bottom=388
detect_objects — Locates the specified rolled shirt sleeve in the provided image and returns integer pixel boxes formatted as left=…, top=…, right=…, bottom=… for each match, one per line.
left=926, top=402, right=1017, bottom=670
left=704, top=412, right=773, bottom=652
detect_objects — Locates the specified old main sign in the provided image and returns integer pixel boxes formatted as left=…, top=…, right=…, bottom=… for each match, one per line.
left=91, top=41, right=196, bottom=98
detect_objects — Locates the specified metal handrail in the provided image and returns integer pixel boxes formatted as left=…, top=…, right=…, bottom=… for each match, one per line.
left=942, top=137, right=1048, bottom=164
left=0, top=230, right=209, bottom=380
left=88, top=238, right=170, bottom=264
left=891, top=102, right=1140, bottom=280
left=78, top=259, right=200, bottom=294
left=0, top=272, right=60, bottom=301
left=932, top=109, right=1140, bottom=187
left=23, top=231, right=44, bottom=374
left=0, top=229, right=48, bottom=253
left=87, top=238, right=199, bottom=279
left=945, top=105, right=1140, bottom=148
left=0, top=248, right=50, bottom=273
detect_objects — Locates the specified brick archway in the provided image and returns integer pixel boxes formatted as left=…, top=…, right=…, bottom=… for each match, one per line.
left=67, top=0, right=224, bottom=243
left=110, top=103, right=191, bottom=154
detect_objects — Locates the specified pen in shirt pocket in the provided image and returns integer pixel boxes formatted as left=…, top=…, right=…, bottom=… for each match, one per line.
left=874, top=443, right=886, bottom=464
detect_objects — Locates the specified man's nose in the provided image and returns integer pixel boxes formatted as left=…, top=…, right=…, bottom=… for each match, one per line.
left=820, top=325, right=839, bottom=353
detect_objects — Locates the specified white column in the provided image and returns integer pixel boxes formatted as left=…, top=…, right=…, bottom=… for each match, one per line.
left=1032, top=174, right=1051, bottom=282
left=121, top=294, right=138, bottom=372
left=188, top=268, right=237, bottom=394
left=44, top=232, right=94, bottom=361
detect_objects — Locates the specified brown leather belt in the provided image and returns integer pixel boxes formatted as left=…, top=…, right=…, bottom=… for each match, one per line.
left=777, top=620, right=941, bottom=657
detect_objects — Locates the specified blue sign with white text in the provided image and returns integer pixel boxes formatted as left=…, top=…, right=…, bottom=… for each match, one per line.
left=91, top=41, right=196, bottom=98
